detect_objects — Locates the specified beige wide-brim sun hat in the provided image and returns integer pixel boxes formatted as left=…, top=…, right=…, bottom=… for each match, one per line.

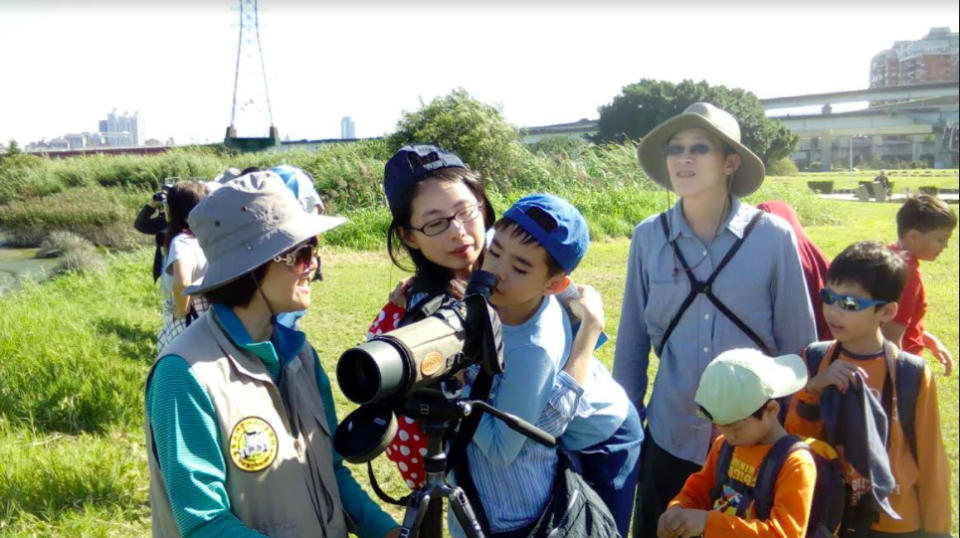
left=184, top=170, right=346, bottom=295
left=637, top=102, right=766, bottom=198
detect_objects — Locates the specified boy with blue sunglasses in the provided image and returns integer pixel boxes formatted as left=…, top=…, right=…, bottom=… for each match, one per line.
left=785, top=241, right=950, bottom=537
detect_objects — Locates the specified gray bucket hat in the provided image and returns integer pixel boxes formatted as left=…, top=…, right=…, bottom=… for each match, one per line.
left=637, top=102, right=766, bottom=197
left=185, top=170, right=346, bottom=295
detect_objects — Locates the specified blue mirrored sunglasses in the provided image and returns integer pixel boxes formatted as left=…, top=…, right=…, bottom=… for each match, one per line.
left=819, top=287, right=888, bottom=311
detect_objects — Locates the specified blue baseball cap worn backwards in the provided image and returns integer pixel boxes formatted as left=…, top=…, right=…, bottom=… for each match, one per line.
left=383, top=145, right=466, bottom=215
left=503, top=193, right=589, bottom=273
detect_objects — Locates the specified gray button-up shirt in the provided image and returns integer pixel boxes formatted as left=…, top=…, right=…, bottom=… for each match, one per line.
left=612, top=198, right=816, bottom=464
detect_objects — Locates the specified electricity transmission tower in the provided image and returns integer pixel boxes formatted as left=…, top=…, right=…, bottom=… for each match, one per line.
left=224, top=0, right=280, bottom=150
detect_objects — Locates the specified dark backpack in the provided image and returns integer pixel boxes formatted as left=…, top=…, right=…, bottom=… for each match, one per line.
left=803, top=341, right=924, bottom=462
left=526, top=452, right=620, bottom=538
left=710, top=434, right=845, bottom=538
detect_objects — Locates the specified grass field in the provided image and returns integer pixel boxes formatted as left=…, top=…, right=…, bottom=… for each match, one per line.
left=0, top=198, right=957, bottom=536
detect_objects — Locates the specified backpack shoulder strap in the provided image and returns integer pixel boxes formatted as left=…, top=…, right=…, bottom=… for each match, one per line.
left=709, top=440, right=736, bottom=504
left=804, top=341, right=836, bottom=376
left=659, top=211, right=671, bottom=239
left=705, top=211, right=764, bottom=287
left=752, top=434, right=808, bottom=520
left=893, top=346, right=925, bottom=463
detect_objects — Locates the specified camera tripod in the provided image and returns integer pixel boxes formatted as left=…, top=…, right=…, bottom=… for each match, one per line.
left=394, top=394, right=556, bottom=538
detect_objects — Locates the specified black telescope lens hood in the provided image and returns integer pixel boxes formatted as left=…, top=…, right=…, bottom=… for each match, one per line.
left=333, top=403, right=398, bottom=464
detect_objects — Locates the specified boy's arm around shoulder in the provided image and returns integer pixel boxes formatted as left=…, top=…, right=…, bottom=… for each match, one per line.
left=702, top=447, right=816, bottom=538
left=912, top=362, right=952, bottom=535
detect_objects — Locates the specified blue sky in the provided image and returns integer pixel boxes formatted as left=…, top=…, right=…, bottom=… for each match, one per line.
left=1, top=1, right=956, bottom=145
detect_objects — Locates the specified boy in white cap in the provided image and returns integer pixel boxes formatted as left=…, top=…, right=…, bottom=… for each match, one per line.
left=657, top=349, right=816, bottom=538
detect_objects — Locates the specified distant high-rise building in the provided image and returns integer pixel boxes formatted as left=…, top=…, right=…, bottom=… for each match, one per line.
left=98, top=109, right=141, bottom=147
left=870, top=27, right=959, bottom=88
left=341, top=116, right=356, bottom=139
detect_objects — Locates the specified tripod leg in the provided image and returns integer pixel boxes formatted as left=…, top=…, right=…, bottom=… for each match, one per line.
left=399, top=489, right=432, bottom=538
left=446, top=485, right=486, bottom=538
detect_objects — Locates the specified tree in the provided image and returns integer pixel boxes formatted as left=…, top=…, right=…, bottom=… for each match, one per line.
left=387, top=88, right=527, bottom=189
left=594, top=79, right=798, bottom=164
left=6, top=139, right=20, bottom=155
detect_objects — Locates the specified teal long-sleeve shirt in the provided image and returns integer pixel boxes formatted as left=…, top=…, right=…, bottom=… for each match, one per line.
left=146, top=304, right=397, bottom=537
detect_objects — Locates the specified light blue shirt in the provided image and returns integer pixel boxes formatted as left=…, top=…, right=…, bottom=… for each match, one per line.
left=612, top=198, right=816, bottom=465
left=556, top=359, right=630, bottom=452
left=450, top=295, right=581, bottom=536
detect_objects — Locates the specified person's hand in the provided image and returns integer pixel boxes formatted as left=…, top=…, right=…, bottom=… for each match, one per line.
left=566, top=284, right=605, bottom=331
left=923, top=331, right=954, bottom=376
left=384, top=526, right=402, bottom=538
left=388, top=277, right=413, bottom=308
left=807, top=360, right=867, bottom=395
left=658, top=506, right=708, bottom=538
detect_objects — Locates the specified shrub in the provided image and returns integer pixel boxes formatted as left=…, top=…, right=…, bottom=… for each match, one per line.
left=386, top=88, right=530, bottom=192
left=767, top=157, right=799, bottom=176
left=0, top=186, right=146, bottom=248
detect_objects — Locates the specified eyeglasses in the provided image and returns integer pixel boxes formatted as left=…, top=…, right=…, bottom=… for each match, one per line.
left=274, top=237, right=318, bottom=269
left=410, top=203, right=483, bottom=237
left=819, top=287, right=888, bottom=312
left=663, top=143, right=720, bottom=157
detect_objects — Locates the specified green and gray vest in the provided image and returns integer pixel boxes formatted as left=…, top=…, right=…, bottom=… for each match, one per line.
left=145, top=312, right=348, bottom=538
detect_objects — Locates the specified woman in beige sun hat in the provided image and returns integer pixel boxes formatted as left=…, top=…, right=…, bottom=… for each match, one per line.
left=611, top=102, right=817, bottom=537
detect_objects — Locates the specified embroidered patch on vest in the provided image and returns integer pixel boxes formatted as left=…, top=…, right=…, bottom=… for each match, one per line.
left=229, top=417, right=278, bottom=472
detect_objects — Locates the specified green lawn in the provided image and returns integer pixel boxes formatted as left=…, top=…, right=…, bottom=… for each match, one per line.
left=0, top=199, right=956, bottom=536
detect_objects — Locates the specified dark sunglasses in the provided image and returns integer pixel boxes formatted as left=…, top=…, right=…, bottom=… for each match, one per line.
left=662, top=143, right=717, bottom=157
left=274, top=237, right=318, bottom=269
left=819, top=287, right=888, bottom=312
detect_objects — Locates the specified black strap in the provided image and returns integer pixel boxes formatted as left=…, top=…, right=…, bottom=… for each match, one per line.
left=752, top=435, right=808, bottom=520
left=709, top=440, right=736, bottom=504
left=367, top=462, right=409, bottom=506
left=894, top=348, right=924, bottom=463
left=448, top=370, right=495, bottom=534
left=657, top=211, right=768, bottom=357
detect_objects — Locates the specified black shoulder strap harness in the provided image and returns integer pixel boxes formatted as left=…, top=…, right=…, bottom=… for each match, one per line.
left=657, top=211, right=768, bottom=357
left=710, top=434, right=808, bottom=521
left=803, top=340, right=924, bottom=462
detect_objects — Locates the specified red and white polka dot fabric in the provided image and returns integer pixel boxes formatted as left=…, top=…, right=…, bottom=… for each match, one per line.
left=367, top=301, right=428, bottom=489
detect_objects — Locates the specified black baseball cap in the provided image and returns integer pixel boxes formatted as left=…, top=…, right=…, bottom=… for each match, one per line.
left=383, top=145, right=466, bottom=215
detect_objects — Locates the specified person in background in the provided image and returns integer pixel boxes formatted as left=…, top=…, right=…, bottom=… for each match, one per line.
left=883, top=194, right=957, bottom=376
left=134, top=180, right=173, bottom=282
left=757, top=200, right=832, bottom=340
left=156, top=180, right=209, bottom=351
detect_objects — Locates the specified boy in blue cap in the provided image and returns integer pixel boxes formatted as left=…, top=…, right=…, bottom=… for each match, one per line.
left=453, top=193, right=639, bottom=537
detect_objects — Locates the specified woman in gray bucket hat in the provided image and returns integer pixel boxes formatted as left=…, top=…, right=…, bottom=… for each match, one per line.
left=610, top=103, right=817, bottom=537
left=144, top=171, right=400, bottom=538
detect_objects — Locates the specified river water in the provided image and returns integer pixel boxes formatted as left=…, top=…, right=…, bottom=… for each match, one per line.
left=0, top=229, right=59, bottom=295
